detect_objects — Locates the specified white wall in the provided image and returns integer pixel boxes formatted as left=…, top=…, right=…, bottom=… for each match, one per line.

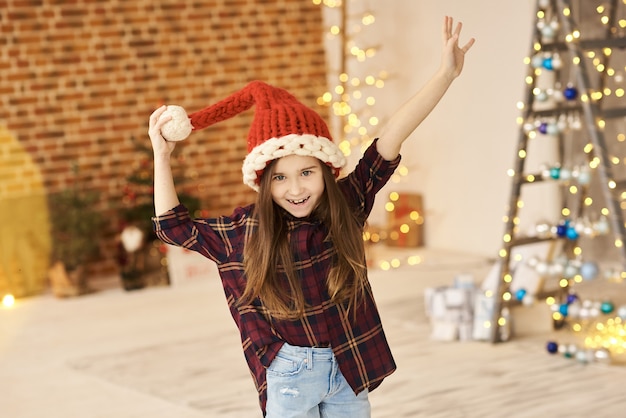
left=324, top=0, right=539, bottom=257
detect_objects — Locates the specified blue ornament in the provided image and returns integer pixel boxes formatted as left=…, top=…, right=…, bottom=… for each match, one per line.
left=566, top=293, right=578, bottom=304
left=556, top=223, right=567, bottom=237
left=546, top=341, right=559, bottom=354
left=566, top=226, right=579, bottom=240
left=580, top=261, right=599, bottom=280
left=538, top=122, right=548, bottom=134
left=543, top=57, right=554, bottom=70
left=601, top=301, right=614, bottom=314
left=559, top=303, right=569, bottom=316
left=564, top=86, right=578, bottom=101
left=550, top=166, right=561, bottom=179
left=515, top=289, right=527, bottom=301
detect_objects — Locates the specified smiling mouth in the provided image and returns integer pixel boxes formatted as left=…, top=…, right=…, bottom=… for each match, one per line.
left=287, top=197, right=310, bottom=205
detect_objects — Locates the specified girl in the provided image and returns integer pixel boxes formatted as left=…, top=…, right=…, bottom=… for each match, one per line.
left=149, top=16, right=473, bottom=418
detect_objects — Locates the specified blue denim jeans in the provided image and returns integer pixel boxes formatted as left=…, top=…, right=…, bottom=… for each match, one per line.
left=265, top=343, right=370, bottom=418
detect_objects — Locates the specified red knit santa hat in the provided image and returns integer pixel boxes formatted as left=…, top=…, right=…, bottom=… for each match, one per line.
left=187, top=80, right=346, bottom=191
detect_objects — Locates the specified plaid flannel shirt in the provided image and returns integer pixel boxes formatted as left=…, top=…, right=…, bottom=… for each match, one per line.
left=153, top=140, right=400, bottom=414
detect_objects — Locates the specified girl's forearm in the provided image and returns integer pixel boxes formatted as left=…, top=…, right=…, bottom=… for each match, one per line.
left=153, top=154, right=180, bottom=216
left=376, top=16, right=474, bottom=161
left=377, top=69, right=455, bottom=160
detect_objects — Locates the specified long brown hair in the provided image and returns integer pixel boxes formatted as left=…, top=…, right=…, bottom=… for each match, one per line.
left=240, top=159, right=367, bottom=320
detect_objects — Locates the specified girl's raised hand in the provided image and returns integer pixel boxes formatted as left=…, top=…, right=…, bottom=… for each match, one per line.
left=441, top=16, right=475, bottom=79
left=148, top=105, right=177, bottom=156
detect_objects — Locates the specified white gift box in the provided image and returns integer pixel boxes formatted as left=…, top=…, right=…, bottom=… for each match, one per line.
left=166, top=245, right=219, bottom=286
left=472, top=291, right=496, bottom=341
left=425, top=287, right=475, bottom=317
left=458, top=321, right=474, bottom=341
left=425, top=277, right=476, bottom=341
left=430, top=320, right=459, bottom=341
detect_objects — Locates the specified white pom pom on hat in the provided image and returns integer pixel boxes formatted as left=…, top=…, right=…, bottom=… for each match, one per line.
left=160, top=105, right=193, bottom=142
left=184, top=80, right=347, bottom=192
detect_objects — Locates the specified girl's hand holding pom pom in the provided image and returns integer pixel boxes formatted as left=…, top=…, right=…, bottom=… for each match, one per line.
left=160, top=105, right=192, bottom=142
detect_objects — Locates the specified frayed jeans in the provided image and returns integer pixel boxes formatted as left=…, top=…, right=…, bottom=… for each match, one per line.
left=265, top=343, right=371, bottom=418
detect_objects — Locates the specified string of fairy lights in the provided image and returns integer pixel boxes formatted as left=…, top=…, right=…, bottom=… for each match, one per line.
left=488, top=0, right=626, bottom=360
left=312, top=0, right=424, bottom=271
left=502, top=3, right=626, bottom=262
left=312, top=0, right=387, bottom=156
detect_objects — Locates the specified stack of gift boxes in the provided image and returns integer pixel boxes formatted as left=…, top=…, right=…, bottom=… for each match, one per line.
left=370, top=192, right=506, bottom=342
left=424, top=271, right=500, bottom=342
left=425, top=274, right=476, bottom=341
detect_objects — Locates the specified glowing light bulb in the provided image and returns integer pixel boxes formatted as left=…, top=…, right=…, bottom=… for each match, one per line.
left=2, top=294, right=15, bottom=308
left=407, top=256, right=421, bottom=265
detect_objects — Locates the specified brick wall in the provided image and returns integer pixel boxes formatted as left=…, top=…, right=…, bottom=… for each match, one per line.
left=0, top=0, right=329, bottom=290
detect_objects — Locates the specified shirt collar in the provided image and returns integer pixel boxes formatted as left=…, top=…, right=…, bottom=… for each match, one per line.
left=277, top=206, right=322, bottom=228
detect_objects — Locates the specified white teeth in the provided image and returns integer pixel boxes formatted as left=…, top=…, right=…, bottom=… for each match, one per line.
left=289, top=197, right=308, bottom=204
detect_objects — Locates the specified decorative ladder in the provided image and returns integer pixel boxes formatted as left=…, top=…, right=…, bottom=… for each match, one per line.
left=490, top=0, right=626, bottom=343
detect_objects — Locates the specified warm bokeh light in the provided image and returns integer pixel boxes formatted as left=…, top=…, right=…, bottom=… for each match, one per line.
left=2, top=294, right=15, bottom=308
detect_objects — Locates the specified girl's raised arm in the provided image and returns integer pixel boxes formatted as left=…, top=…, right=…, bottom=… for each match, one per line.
left=148, top=105, right=181, bottom=215
left=376, top=16, right=475, bottom=161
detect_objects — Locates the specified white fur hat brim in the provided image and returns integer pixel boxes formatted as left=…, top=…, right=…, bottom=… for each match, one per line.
left=242, top=134, right=346, bottom=192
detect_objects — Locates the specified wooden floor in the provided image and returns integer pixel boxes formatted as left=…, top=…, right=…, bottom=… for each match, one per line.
left=2, top=248, right=626, bottom=417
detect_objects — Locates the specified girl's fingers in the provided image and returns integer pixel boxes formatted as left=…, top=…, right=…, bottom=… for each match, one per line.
left=461, top=38, right=476, bottom=53
left=442, top=16, right=451, bottom=44
left=156, top=114, right=172, bottom=127
left=454, top=22, right=462, bottom=38
left=149, top=107, right=173, bottom=134
left=149, top=105, right=167, bottom=126
left=150, top=105, right=165, bottom=120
